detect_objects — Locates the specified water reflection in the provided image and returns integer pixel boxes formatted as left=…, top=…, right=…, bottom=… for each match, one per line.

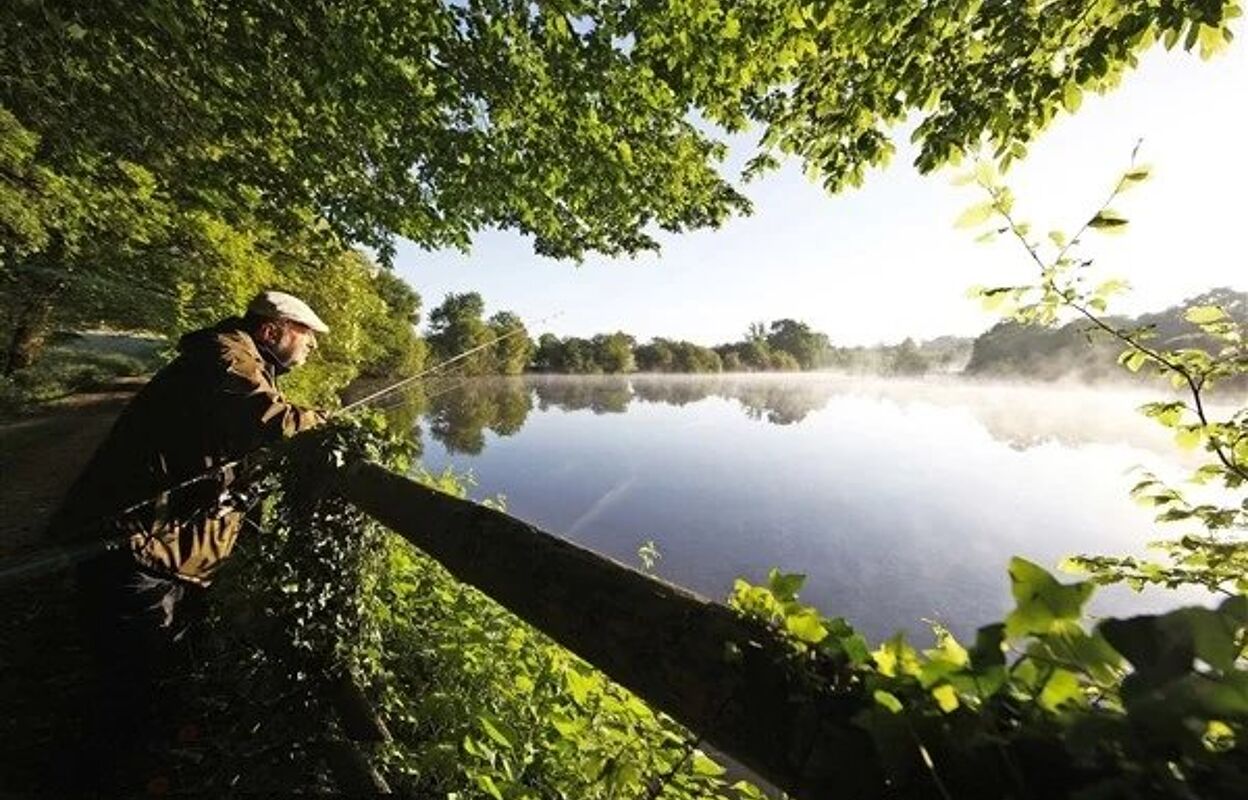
left=393, top=374, right=1211, bottom=641
left=425, top=377, right=533, bottom=454
left=402, top=374, right=1183, bottom=458
left=534, top=376, right=632, bottom=415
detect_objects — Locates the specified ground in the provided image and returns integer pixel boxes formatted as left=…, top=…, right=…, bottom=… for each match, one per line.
left=0, top=382, right=137, bottom=554
left=0, top=385, right=346, bottom=795
left=1, top=387, right=138, bottom=793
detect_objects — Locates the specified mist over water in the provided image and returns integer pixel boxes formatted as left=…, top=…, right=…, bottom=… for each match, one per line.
left=397, top=374, right=1216, bottom=643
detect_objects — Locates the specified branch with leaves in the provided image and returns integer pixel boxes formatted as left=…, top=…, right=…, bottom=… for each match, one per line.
left=959, top=149, right=1247, bottom=595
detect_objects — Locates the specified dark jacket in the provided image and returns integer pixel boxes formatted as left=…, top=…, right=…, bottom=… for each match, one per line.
left=51, top=318, right=323, bottom=584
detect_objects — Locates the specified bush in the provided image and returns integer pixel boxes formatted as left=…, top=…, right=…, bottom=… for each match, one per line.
left=0, top=345, right=155, bottom=415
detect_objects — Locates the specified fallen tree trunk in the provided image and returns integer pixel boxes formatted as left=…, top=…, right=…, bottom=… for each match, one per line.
left=337, top=460, right=883, bottom=800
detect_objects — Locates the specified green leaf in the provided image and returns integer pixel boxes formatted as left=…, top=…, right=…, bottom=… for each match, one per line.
left=1100, top=614, right=1194, bottom=690
left=1174, top=426, right=1202, bottom=450
left=954, top=201, right=995, bottom=229
left=1062, top=83, right=1083, bottom=113
left=785, top=609, right=829, bottom=644
left=1039, top=668, right=1083, bottom=711
left=874, top=634, right=922, bottom=677
left=475, top=774, right=505, bottom=800
left=479, top=715, right=513, bottom=749
left=873, top=689, right=903, bottom=713
left=969, top=623, right=1006, bottom=669
left=550, top=716, right=581, bottom=738
left=1093, top=278, right=1129, bottom=298
left=565, top=669, right=595, bottom=706
left=1004, top=557, right=1095, bottom=638
left=932, top=684, right=960, bottom=712
left=1163, top=606, right=1242, bottom=672
left=767, top=569, right=806, bottom=601
left=1121, top=164, right=1152, bottom=188
left=1185, top=306, right=1226, bottom=325
left=691, top=752, right=727, bottom=776
left=1089, top=209, right=1129, bottom=232
left=842, top=633, right=871, bottom=664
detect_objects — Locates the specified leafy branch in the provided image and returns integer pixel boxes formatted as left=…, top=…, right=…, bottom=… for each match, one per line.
left=959, top=148, right=1247, bottom=594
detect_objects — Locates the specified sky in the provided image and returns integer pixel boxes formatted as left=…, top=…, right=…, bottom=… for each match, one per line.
left=394, top=38, right=1247, bottom=347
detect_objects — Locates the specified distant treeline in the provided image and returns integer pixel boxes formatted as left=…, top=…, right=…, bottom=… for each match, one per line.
left=419, top=296, right=976, bottom=378
left=531, top=322, right=973, bottom=376
left=965, top=287, right=1247, bottom=384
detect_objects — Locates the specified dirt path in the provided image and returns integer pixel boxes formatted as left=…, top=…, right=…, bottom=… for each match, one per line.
left=0, top=383, right=139, bottom=556
left=0, top=386, right=141, bottom=792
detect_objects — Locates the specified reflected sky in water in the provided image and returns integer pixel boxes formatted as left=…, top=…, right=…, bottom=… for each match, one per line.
left=400, top=374, right=1215, bottom=643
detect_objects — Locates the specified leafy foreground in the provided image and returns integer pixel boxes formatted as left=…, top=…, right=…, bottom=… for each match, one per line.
left=178, top=419, right=1248, bottom=798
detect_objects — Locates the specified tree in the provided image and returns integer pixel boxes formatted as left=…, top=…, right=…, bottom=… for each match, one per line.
left=358, top=267, right=427, bottom=379
left=592, top=332, right=637, bottom=374
left=766, top=319, right=829, bottom=370
left=5, top=1, right=1232, bottom=377
left=634, top=1, right=1238, bottom=190
left=2, top=1, right=752, bottom=260
left=532, top=333, right=563, bottom=373
left=635, top=339, right=674, bottom=373
left=487, top=311, right=534, bottom=376
left=427, top=293, right=492, bottom=376
left=888, top=337, right=929, bottom=376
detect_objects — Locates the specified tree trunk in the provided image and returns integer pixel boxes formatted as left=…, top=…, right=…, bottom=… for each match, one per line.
left=3, top=295, right=53, bottom=376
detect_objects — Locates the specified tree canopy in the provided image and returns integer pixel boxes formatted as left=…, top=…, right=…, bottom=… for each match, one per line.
left=1, top=1, right=1239, bottom=394
left=5, top=1, right=1237, bottom=258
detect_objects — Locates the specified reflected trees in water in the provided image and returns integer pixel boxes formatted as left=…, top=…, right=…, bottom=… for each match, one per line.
left=380, top=376, right=1187, bottom=460
left=397, top=375, right=837, bottom=454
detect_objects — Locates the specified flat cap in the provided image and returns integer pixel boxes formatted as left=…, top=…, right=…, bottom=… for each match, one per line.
left=246, top=290, right=329, bottom=334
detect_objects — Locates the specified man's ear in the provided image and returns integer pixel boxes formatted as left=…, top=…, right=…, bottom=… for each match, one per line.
left=254, top=320, right=279, bottom=345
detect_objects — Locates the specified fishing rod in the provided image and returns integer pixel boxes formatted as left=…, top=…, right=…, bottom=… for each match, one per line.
left=0, top=311, right=561, bottom=588
left=337, top=311, right=562, bottom=415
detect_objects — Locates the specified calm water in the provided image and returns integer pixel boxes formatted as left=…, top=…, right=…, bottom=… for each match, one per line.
left=390, top=374, right=1216, bottom=643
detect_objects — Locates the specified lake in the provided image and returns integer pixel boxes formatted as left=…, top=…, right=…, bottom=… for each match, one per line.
left=388, top=373, right=1215, bottom=643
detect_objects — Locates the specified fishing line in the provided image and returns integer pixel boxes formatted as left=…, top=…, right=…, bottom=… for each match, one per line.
left=337, top=310, right=562, bottom=415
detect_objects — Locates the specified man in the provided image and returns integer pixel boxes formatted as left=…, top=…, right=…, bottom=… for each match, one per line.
left=53, top=290, right=329, bottom=789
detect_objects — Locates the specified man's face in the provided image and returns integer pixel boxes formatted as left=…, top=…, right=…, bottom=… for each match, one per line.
left=264, top=320, right=318, bottom=367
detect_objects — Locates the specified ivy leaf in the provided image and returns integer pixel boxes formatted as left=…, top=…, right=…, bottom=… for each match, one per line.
left=1039, top=668, right=1084, bottom=711
left=767, top=569, right=806, bottom=601
left=1100, top=614, right=1194, bottom=692
left=1005, top=557, right=1095, bottom=638
left=873, top=689, right=903, bottom=713
left=691, top=752, right=727, bottom=776
left=970, top=623, right=1006, bottom=669
left=1162, top=605, right=1243, bottom=672
left=785, top=609, right=829, bottom=643
left=931, top=684, right=960, bottom=713
left=874, top=634, right=923, bottom=678
left=841, top=633, right=871, bottom=665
